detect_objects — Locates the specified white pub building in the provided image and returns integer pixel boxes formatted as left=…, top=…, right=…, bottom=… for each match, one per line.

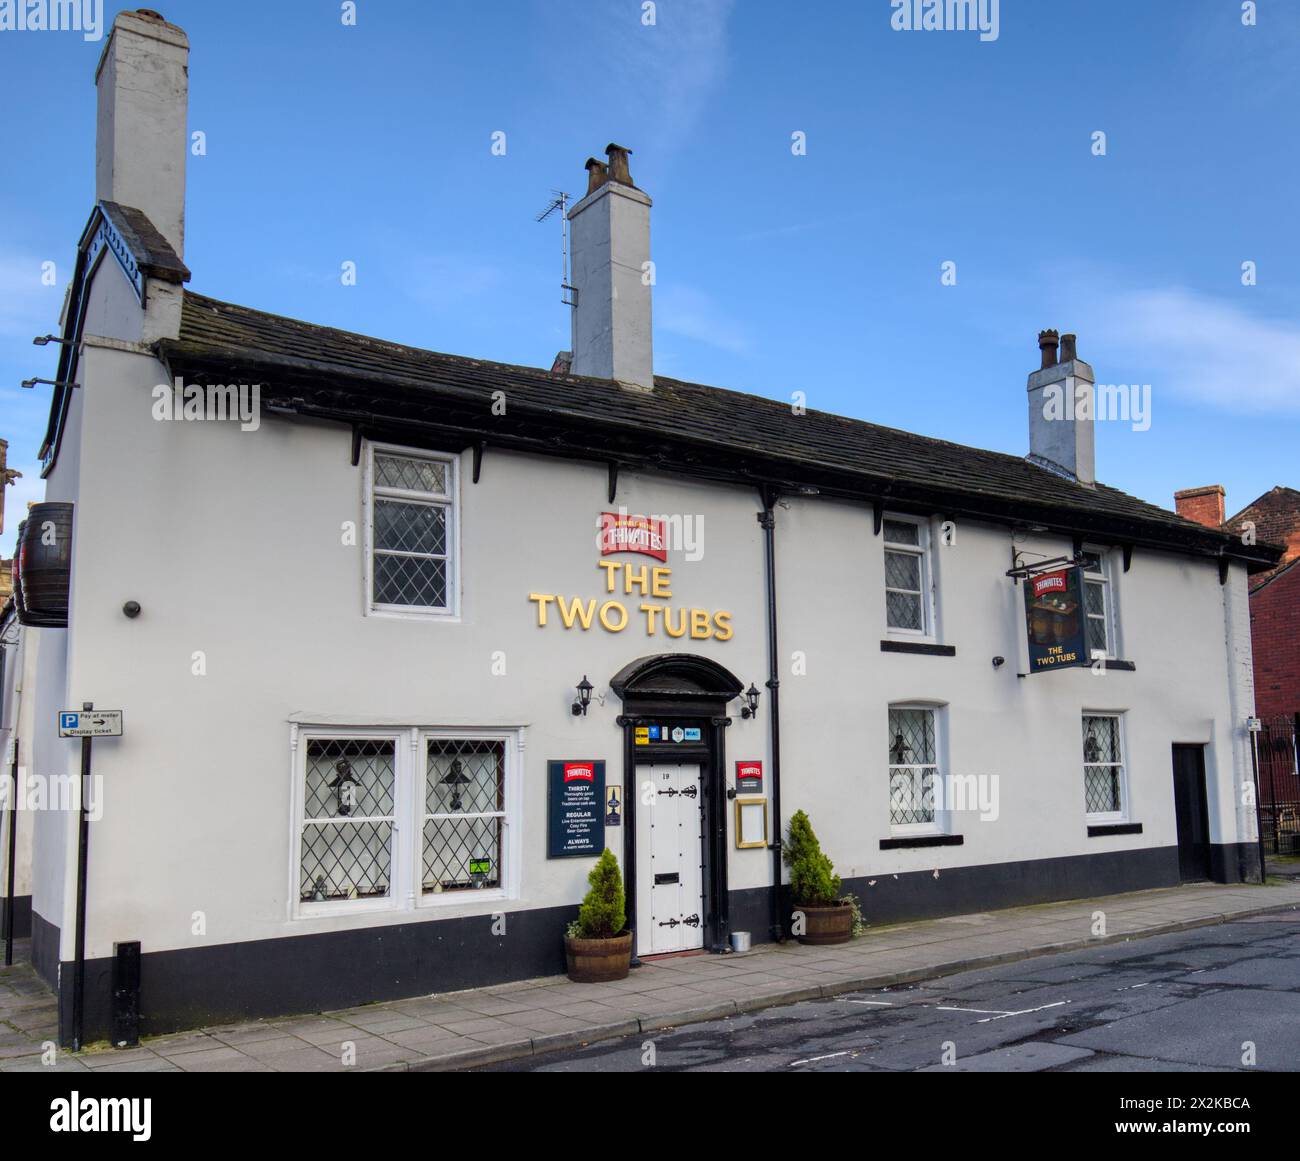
left=1, top=10, right=1278, bottom=1043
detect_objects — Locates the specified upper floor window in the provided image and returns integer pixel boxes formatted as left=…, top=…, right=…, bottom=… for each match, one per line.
left=367, top=445, right=458, bottom=616
left=1081, top=550, right=1115, bottom=658
left=888, top=704, right=941, bottom=830
left=883, top=517, right=933, bottom=636
left=1082, top=713, right=1127, bottom=819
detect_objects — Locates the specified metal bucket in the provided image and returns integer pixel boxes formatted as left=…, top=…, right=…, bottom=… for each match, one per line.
left=730, top=931, right=751, bottom=953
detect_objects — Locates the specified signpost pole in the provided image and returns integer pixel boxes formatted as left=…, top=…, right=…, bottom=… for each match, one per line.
left=71, top=701, right=92, bottom=1052
left=3, top=734, right=18, bottom=967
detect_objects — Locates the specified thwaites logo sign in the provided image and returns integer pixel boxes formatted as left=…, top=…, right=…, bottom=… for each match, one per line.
left=599, top=512, right=666, bottom=562
left=527, top=512, right=733, bottom=640
left=1023, top=566, right=1087, bottom=673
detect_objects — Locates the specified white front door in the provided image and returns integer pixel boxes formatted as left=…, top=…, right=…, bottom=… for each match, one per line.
left=636, top=762, right=705, bottom=956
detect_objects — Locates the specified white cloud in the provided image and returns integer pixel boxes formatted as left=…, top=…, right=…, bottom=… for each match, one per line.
left=1088, top=288, right=1300, bottom=416
left=657, top=284, right=750, bottom=355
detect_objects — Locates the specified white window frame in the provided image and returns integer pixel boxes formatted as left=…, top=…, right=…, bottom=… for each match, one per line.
left=887, top=703, right=947, bottom=836
left=292, top=727, right=405, bottom=920
left=291, top=726, right=521, bottom=920
left=1082, top=711, right=1129, bottom=823
left=416, top=728, right=521, bottom=911
left=364, top=442, right=461, bottom=621
left=883, top=514, right=936, bottom=640
left=1081, top=546, right=1117, bottom=661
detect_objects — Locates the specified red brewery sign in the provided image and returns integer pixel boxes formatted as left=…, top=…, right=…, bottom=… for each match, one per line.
left=736, top=760, right=763, bottom=791
left=600, top=512, right=667, bottom=563
left=1033, top=571, right=1069, bottom=598
left=563, top=762, right=595, bottom=783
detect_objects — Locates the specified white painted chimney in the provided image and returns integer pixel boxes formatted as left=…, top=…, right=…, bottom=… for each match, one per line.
left=567, top=144, right=653, bottom=390
left=95, top=9, right=190, bottom=258
left=1026, top=330, right=1095, bottom=486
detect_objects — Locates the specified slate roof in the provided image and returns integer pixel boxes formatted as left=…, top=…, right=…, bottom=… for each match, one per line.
left=158, top=291, right=1280, bottom=571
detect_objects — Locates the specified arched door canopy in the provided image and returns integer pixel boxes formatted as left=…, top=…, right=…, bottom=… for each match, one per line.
left=609, top=654, right=745, bottom=705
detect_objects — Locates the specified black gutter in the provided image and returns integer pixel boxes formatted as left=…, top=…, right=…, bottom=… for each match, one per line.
left=758, top=487, right=784, bottom=943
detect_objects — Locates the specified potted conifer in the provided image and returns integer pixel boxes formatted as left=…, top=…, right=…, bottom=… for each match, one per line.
left=564, top=848, right=634, bottom=982
left=784, top=810, right=855, bottom=945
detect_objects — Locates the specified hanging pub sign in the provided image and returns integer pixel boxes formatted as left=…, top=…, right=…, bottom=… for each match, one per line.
left=1023, top=567, right=1087, bottom=673
left=547, top=760, right=607, bottom=858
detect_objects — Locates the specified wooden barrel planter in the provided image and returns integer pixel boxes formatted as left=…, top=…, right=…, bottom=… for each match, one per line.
left=565, top=931, right=633, bottom=982
left=792, top=902, right=854, bottom=946
left=15, top=503, right=74, bottom=628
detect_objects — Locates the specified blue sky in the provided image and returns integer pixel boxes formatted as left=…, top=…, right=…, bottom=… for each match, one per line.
left=2, top=0, right=1297, bottom=555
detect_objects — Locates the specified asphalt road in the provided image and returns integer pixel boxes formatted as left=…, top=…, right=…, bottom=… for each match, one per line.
left=480, top=912, right=1300, bottom=1072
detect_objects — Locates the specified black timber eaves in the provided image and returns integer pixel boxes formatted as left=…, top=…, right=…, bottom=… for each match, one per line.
left=157, top=292, right=1279, bottom=572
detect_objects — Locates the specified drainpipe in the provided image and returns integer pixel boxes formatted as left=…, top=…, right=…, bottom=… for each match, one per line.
left=758, top=488, right=784, bottom=942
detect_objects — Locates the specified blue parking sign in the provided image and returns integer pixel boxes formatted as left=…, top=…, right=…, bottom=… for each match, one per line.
left=60, top=712, right=79, bottom=731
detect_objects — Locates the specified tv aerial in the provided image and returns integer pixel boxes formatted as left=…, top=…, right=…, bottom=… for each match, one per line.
left=536, top=190, right=577, bottom=307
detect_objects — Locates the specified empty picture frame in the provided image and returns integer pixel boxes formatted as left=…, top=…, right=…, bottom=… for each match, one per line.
left=735, top=797, right=768, bottom=849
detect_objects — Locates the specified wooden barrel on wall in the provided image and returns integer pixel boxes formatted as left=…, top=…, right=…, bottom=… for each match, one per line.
left=15, top=502, right=74, bottom=628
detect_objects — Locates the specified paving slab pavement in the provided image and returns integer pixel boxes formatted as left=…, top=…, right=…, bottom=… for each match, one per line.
left=2, top=879, right=1298, bottom=1073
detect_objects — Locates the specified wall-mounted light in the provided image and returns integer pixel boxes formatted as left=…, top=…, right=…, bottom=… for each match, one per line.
left=571, top=675, right=594, bottom=717
left=740, top=683, right=761, bottom=719
left=32, top=335, right=73, bottom=347
left=21, top=377, right=76, bottom=391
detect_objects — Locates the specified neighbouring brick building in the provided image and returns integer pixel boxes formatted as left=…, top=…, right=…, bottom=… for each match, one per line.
left=1176, top=484, right=1300, bottom=721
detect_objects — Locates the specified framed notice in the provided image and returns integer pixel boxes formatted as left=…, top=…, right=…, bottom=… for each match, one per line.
left=734, top=797, right=768, bottom=849
left=547, top=760, right=607, bottom=858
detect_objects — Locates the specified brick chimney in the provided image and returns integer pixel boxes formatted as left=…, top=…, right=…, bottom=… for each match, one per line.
left=95, top=9, right=190, bottom=258
left=1175, top=485, right=1226, bottom=529
left=1026, top=330, right=1095, bottom=485
left=568, top=144, right=653, bottom=390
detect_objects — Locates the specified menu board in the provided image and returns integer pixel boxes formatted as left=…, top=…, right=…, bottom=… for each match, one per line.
left=547, top=760, right=607, bottom=858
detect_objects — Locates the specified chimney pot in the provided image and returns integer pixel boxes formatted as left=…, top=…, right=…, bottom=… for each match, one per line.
left=584, top=158, right=609, bottom=197
left=605, top=143, right=634, bottom=187
left=1059, top=333, right=1077, bottom=363
left=1037, top=329, right=1059, bottom=370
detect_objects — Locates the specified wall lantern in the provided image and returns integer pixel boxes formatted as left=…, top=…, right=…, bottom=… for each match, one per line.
left=571, top=675, right=594, bottom=717
left=440, top=758, right=471, bottom=811
left=330, top=759, right=359, bottom=817
left=740, top=683, right=761, bottom=719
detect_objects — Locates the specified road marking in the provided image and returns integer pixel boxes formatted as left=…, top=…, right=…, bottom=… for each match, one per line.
left=790, top=1051, right=850, bottom=1066
left=935, top=1000, right=1069, bottom=1022
left=838, top=999, right=894, bottom=1006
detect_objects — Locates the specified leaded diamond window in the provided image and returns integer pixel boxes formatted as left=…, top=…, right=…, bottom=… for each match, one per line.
left=1082, top=551, right=1113, bottom=658
left=889, top=706, right=939, bottom=827
left=300, top=738, right=395, bottom=903
left=884, top=518, right=930, bottom=634
left=369, top=448, right=455, bottom=613
left=1083, top=714, right=1125, bottom=816
left=424, top=739, right=506, bottom=894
